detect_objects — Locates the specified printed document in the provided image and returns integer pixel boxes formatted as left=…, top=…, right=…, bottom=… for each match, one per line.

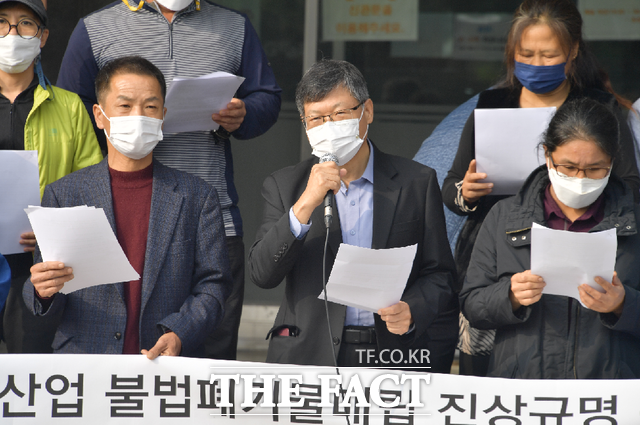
left=163, top=71, right=245, bottom=133
left=318, top=244, right=417, bottom=312
left=25, top=206, right=139, bottom=294
left=475, top=107, right=556, bottom=195
left=530, top=222, right=616, bottom=304
left=0, top=151, right=40, bottom=255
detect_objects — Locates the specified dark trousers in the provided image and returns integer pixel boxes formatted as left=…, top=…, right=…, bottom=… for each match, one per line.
left=203, top=235, right=244, bottom=360
left=338, top=341, right=378, bottom=367
left=2, top=253, right=61, bottom=353
left=458, top=351, right=491, bottom=377
left=337, top=326, right=378, bottom=367
left=338, top=326, right=455, bottom=373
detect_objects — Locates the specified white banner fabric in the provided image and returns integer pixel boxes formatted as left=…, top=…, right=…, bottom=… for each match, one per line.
left=0, top=354, right=635, bottom=424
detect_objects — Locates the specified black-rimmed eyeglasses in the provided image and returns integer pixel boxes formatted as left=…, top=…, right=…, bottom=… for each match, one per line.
left=549, top=154, right=611, bottom=179
left=0, top=17, right=43, bottom=40
left=301, top=102, right=363, bottom=130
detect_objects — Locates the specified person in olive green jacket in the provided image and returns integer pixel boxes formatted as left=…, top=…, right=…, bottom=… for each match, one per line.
left=0, top=0, right=102, bottom=352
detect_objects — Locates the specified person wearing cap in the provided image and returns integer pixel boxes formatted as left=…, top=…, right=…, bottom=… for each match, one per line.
left=0, top=0, right=102, bottom=353
left=56, top=0, right=281, bottom=361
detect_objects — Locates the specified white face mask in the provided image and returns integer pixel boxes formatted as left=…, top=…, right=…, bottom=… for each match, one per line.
left=306, top=108, right=368, bottom=166
left=547, top=159, right=611, bottom=209
left=100, top=106, right=163, bottom=160
left=0, top=35, right=41, bottom=74
left=155, top=0, right=192, bottom=11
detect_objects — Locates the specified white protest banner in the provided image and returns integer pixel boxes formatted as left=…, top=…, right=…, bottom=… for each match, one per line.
left=323, top=0, right=418, bottom=42
left=0, top=354, right=636, bottom=423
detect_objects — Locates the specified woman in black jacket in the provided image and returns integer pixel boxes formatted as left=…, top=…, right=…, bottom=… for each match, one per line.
left=443, top=0, right=640, bottom=376
left=460, top=98, right=640, bottom=379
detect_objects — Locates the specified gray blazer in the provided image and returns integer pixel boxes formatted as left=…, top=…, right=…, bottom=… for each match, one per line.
left=249, top=143, right=459, bottom=372
left=23, top=158, right=231, bottom=356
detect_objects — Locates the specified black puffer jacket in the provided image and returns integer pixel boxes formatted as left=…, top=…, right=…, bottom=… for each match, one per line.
left=460, top=165, right=640, bottom=379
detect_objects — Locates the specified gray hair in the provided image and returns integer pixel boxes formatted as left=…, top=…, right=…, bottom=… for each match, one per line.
left=295, top=59, right=370, bottom=116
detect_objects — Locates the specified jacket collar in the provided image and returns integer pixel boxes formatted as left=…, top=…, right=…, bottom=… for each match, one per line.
left=371, top=141, right=400, bottom=249
left=141, top=158, right=182, bottom=311
left=33, top=84, right=52, bottom=110
left=505, top=165, right=637, bottom=239
left=141, top=0, right=198, bottom=16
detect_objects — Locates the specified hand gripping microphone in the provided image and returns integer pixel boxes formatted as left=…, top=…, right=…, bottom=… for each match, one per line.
left=319, top=153, right=338, bottom=228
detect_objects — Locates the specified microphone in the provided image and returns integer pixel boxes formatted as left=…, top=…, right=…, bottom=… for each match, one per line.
left=319, top=153, right=338, bottom=228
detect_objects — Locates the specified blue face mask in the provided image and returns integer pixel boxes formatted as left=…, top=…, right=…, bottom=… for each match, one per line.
left=514, top=61, right=567, bottom=94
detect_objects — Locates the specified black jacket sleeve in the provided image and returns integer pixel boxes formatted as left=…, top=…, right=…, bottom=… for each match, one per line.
left=442, top=112, right=476, bottom=216
left=459, top=201, right=530, bottom=329
left=612, top=105, right=640, bottom=201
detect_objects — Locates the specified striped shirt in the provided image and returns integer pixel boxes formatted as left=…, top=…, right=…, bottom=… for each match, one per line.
left=57, top=0, right=282, bottom=237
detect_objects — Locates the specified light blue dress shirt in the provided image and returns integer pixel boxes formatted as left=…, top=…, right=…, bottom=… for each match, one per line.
left=289, top=141, right=375, bottom=326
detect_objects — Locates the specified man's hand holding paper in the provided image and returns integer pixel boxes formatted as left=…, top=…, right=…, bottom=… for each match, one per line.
left=319, top=243, right=418, bottom=331
left=30, top=261, right=74, bottom=298
left=211, top=98, right=246, bottom=133
left=25, top=205, right=139, bottom=294
left=378, top=301, right=413, bottom=335
left=163, top=71, right=246, bottom=133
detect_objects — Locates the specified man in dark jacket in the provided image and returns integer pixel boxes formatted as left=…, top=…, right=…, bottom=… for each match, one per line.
left=249, top=60, right=458, bottom=372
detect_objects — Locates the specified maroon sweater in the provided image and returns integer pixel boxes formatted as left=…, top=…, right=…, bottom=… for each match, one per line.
left=109, top=163, right=153, bottom=354
left=543, top=184, right=604, bottom=232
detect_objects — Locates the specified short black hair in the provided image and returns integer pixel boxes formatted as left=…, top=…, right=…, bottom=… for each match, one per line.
left=295, top=59, right=369, bottom=116
left=542, top=97, right=619, bottom=159
left=95, top=56, right=166, bottom=104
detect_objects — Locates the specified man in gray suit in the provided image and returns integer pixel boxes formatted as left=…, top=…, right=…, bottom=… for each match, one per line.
left=24, top=56, right=231, bottom=358
left=249, top=60, right=458, bottom=372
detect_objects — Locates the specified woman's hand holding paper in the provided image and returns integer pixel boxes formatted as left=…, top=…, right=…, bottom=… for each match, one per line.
left=462, top=159, right=494, bottom=205
left=579, top=272, right=625, bottom=317
left=509, top=270, right=546, bottom=311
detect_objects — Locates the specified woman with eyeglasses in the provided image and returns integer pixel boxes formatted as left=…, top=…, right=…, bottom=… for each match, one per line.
left=441, top=0, right=640, bottom=376
left=460, top=98, right=640, bottom=379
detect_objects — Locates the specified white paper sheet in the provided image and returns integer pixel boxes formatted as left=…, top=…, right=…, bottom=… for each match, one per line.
left=0, top=151, right=41, bottom=255
left=318, top=244, right=418, bottom=312
left=163, top=71, right=245, bottom=133
left=530, top=222, right=617, bottom=303
left=25, top=206, right=140, bottom=294
left=475, top=107, right=556, bottom=195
